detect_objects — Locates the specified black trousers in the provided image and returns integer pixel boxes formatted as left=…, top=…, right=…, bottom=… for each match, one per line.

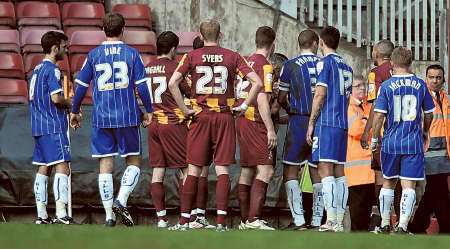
left=348, top=184, right=375, bottom=231
left=409, top=173, right=450, bottom=234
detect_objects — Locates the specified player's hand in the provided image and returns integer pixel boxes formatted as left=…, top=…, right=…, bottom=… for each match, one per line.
left=369, top=138, right=378, bottom=151
left=70, top=113, right=82, bottom=130
left=142, top=113, right=152, bottom=128
left=306, top=124, right=314, bottom=146
left=360, top=130, right=370, bottom=150
left=267, top=129, right=277, bottom=150
left=184, top=108, right=196, bottom=117
left=232, top=103, right=248, bottom=116
left=423, top=131, right=430, bottom=151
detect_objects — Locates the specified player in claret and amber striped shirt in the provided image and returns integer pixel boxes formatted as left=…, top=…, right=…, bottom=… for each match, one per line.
left=168, top=19, right=263, bottom=231
left=235, top=26, right=277, bottom=230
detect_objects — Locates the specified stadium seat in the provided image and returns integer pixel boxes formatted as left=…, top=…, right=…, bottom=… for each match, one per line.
left=0, top=78, right=28, bottom=104
left=62, top=2, right=105, bottom=28
left=0, top=1, right=16, bottom=29
left=24, top=53, right=70, bottom=79
left=64, top=26, right=101, bottom=41
left=68, top=30, right=105, bottom=54
left=16, top=1, right=61, bottom=30
left=0, top=53, right=25, bottom=79
left=122, top=30, right=156, bottom=54
left=20, top=29, right=63, bottom=54
left=112, top=4, right=152, bottom=30
left=176, top=32, right=200, bottom=54
left=141, top=54, right=157, bottom=67
left=0, top=30, right=20, bottom=53
left=69, top=53, right=86, bottom=77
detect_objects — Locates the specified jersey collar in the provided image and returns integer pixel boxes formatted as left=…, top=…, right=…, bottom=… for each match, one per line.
left=102, top=41, right=124, bottom=45
left=42, top=58, right=54, bottom=64
left=392, top=74, right=415, bottom=77
left=325, top=52, right=339, bottom=56
left=300, top=52, right=315, bottom=56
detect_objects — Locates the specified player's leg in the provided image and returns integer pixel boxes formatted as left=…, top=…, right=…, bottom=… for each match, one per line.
left=283, top=165, right=306, bottom=229
left=317, top=162, right=337, bottom=231
left=309, top=165, right=324, bottom=228
left=238, top=167, right=254, bottom=226
left=32, top=136, right=52, bottom=224
left=333, top=163, right=348, bottom=232
left=53, top=162, right=70, bottom=222
left=246, top=164, right=274, bottom=230
left=192, top=166, right=211, bottom=227
left=151, top=167, right=167, bottom=226
left=377, top=152, right=400, bottom=233
left=174, top=164, right=202, bottom=229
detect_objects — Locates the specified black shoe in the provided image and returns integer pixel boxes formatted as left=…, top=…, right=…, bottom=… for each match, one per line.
left=35, top=217, right=53, bottom=224
left=373, top=225, right=391, bottom=234
left=53, top=216, right=78, bottom=225
left=394, top=226, right=413, bottom=235
left=368, top=214, right=381, bottom=231
left=105, top=219, right=116, bottom=227
left=112, top=200, right=134, bottom=227
left=283, top=222, right=308, bottom=231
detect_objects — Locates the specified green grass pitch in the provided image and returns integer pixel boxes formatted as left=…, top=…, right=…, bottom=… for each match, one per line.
left=1, top=223, right=450, bottom=249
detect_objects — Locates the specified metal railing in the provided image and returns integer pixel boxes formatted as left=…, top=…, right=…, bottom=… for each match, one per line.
left=304, top=0, right=447, bottom=61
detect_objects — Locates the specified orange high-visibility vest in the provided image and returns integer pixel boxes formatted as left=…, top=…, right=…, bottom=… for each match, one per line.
left=345, top=97, right=375, bottom=187
left=427, top=88, right=450, bottom=158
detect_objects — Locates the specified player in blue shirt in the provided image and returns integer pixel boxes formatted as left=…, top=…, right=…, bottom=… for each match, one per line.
left=29, top=31, right=75, bottom=225
left=371, top=47, right=434, bottom=234
left=306, top=26, right=353, bottom=232
left=278, top=29, right=324, bottom=230
left=70, top=13, right=153, bottom=227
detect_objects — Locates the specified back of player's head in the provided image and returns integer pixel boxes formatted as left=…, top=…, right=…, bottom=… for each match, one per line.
left=255, top=26, right=276, bottom=49
left=103, top=13, right=125, bottom=38
left=193, top=36, right=204, bottom=49
left=298, top=29, right=319, bottom=50
left=375, top=40, right=395, bottom=59
left=199, top=19, right=220, bottom=42
left=157, top=31, right=179, bottom=56
left=426, top=64, right=445, bottom=77
left=320, top=26, right=340, bottom=50
left=391, top=47, right=413, bottom=68
left=41, top=31, right=68, bottom=54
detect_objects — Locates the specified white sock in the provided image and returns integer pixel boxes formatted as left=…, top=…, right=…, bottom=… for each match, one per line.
left=321, top=176, right=337, bottom=223
left=34, top=173, right=48, bottom=219
left=196, top=208, right=206, bottom=216
left=285, top=180, right=305, bottom=226
left=53, top=173, right=68, bottom=218
left=335, top=176, right=348, bottom=224
left=117, top=165, right=140, bottom=207
left=379, top=188, right=395, bottom=227
left=399, top=188, right=416, bottom=230
left=311, top=183, right=324, bottom=226
left=99, top=173, right=114, bottom=221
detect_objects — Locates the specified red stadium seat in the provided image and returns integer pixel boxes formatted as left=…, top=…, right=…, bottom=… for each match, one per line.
left=68, top=30, right=105, bottom=54
left=24, top=53, right=70, bottom=79
left=69, top=53, right=86, bottom=77
left=123, top=30, right=156, bottom=54
left=64, top=26, right=101, bottom=41
left=20, top=29, right=63, bottom=54
left=176, top=32, right=200, bottom=54
left=0, top=53, right=25, bottom=79
left=0, top=2, right=16, bottom=29
left=141, top=54, right=157, bottom=67
left=0, top=78, right=28, bottom=104
left=16, top=1, right=61, bottom=29
left=0, top=30, right=20, bottom=53
left=112, top=4, right=151, bottom=30
left=62, top=2, right=105, bottom=28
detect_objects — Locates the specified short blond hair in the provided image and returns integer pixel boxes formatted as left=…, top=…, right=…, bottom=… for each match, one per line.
left=391, top=47, right=413, bottom=68
left=200, top=19, right=220, bottom=42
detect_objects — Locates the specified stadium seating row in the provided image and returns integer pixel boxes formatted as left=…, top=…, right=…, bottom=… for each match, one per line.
left=0, top=1, right=151, bottom=31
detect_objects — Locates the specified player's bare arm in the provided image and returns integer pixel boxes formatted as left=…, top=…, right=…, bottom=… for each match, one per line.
left=233, top=71, right=263, bottom=115
left=257, top=92, right=277, bottom=150
left=423, top=112, right=433, bottom=149
left=51, top=93, right=71, bottom=110
left=306, top=85, right=327, bottom=145
left=370, top=112, right=386, bottom=151
left=168, top=71, right=195, bottom=117
left=277, top=88, right=290, bottom=113
left=361, top=104, right=376, bottom=149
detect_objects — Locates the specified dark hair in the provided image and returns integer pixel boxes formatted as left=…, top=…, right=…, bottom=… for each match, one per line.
left=255, top=26, right=276, bottom=49
left=426, top=64, right=445, bottom=78
left=156, top=31, right=179, bottom=56
left=320, top=26, right=340, bottom=50
left=298, top=29, right=319, bottom=49
left=103, top=13, right=125, bottom=38
left=193, top=36, right=204, bottom=49
left=41, top=31, right=68, bottom=54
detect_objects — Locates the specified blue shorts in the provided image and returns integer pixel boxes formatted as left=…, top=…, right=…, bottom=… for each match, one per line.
left=32, top=133, right=70, bottom=166
left=91, top=126, right=141, bottom=158
left=311, top=125, right=347, bottom=165
left=381, top=152, right=425, bottom=180
left=283, top=115, right=315, bottom=167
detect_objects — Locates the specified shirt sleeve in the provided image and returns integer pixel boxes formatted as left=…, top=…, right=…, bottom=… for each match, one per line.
left=134, top=53, right=153, bottom=113
left=374, top=86, right=388, bottom=113
left=278, top=62, right=290, bottom=92
left=47, top=68, right=63, bottom=95
left=236, top=54, right=254, bottom=77
left=316, top=59, right=329, bottom=88
left=423, top=87, right=436, bottom=114
left=75, top=56, right=93, bottom=88
left=175, top=53, right=191, bottom=76
left=134, top=54, right=148, bottom=86
left=367, top=71, right=377, bottom=102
